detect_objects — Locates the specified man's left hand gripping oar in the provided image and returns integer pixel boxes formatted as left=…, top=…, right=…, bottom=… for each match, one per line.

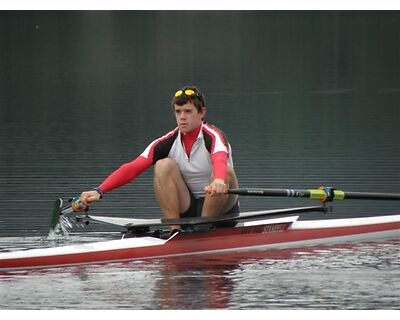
left=205, top=178, right=228, bottom=196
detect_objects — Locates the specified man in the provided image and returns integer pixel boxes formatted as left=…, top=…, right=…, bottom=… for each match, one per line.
left=80, top=86, right=239, bottom=232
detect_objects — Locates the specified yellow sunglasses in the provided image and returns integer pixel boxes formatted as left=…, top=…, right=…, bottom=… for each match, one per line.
left=174, top=89, right=199, bottom=97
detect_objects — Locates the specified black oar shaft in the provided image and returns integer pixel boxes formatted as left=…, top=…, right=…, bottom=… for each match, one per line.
left=229, top=188, right=400, bottom=201
left=343, top=191, right=400, bottom=201
left=229, top=188, right=311, bottom=198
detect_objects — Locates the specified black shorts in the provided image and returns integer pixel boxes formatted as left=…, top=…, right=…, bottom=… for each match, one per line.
left=180, top=192, right=240, bottom=228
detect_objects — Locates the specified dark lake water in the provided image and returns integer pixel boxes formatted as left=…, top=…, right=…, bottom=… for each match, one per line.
left=0, top=239, right=399, bottom=310
left=1, top=11, right=400, bottom=309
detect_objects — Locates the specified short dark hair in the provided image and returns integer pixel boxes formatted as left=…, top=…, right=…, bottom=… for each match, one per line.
left=171, top=86, right=206, bottom=113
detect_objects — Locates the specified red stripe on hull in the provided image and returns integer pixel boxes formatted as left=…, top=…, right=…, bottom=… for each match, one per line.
left=1, top=221, right=400, bottom=270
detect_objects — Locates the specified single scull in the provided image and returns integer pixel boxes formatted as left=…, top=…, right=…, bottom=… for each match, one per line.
left=0, top=186, right=399, bottom=272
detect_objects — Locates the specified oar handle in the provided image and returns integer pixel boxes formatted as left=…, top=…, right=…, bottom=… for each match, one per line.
left=228, top=187, right=400, bottom=202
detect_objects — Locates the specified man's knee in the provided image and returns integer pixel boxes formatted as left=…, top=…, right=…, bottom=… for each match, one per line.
left=154, top=158, right=179, bottom=177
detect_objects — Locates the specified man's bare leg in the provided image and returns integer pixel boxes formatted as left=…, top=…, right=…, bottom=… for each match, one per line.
left=201, top=167, right=239, bottom=218
left=154, top=158, right=191, bottom=230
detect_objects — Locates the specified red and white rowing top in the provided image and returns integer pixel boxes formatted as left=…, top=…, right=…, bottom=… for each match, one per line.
left=98, top=122, right=233, bottom=198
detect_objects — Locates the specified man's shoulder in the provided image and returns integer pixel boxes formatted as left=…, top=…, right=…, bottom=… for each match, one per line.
left=202, top=122, right=227, bottom=141
left=152, top=127, right=179, bottom=149
left=202, top=122, right=229, bottom=152
left=158, top=127, right=179, bottom=140
left=141, top=127, right=179, bottom=161
left=202, top=122, right=222, bottom=132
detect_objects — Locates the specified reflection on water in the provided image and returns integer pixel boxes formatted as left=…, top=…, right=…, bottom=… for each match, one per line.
left=1, top=240, right=399, bottom=309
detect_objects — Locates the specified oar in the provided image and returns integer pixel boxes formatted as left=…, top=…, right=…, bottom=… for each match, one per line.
left=49, top=197, right=88, bottom=232
left=83, top=205, right=325, bottom=229
left=228, top=187, right=400, bottom=202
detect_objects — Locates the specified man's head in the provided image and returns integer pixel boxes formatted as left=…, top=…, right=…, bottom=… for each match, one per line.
left=172, top=86, right=206, bottom=133
left=171, top=86, right=206, bottom=113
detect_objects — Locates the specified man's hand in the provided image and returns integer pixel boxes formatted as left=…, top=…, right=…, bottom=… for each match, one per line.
left=80, top=190, right=101, bottom=207
left=205, top=178, right=228, bottom=196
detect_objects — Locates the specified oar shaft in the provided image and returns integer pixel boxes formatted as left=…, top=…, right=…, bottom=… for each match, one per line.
left=343, top=191, right=400, bottom=201
left=229, top=188, right=310, bottom=198
left=228, top=188, right=400, bottom=201
left=228, top=188, right=339, bottom=200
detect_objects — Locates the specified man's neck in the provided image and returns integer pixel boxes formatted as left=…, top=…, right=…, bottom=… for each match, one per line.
left=181, top=123, right=202, bottom=157
left=182, top=123, right=202, bottom=137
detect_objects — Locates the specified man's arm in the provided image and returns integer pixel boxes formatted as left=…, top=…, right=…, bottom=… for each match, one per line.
left=202, top=123, right=230, bottom=196
left=80, top=156, right=152, bottom=206
left=206, top=151, right=229, bottom=196
left=97, top=156, right=152, bottom=193
left=79, top=128, right=179, bottom=206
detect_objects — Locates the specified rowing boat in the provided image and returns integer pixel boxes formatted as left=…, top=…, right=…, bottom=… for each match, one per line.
left=1, top=211, right=399, bottom=272
left=1, top=187, right=400, bottom=272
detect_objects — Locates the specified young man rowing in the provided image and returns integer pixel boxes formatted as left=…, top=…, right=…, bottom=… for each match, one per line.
left=80, top=86, right=239, bottom=232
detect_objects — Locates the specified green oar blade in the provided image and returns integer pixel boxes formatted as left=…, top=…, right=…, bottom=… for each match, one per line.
left=50, top=198, right=63, bottom=231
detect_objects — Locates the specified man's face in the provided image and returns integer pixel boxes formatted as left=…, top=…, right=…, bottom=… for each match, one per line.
left=174, top=102, right=205, bottom=133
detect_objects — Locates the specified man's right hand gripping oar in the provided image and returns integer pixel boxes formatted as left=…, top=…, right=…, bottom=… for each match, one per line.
left=79, top=188, right=104, bottom=208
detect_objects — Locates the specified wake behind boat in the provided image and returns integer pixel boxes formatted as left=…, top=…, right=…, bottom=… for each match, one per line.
left=1, top=187, right=400, bottom=272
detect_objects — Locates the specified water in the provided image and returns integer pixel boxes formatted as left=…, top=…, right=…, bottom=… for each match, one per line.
left=1, top=11, right=400, bottom=309
left=1, top=239, right=399, bottom=309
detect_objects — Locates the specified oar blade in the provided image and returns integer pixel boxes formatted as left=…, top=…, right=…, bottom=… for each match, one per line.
left=50, top=198, right=63, bottom=231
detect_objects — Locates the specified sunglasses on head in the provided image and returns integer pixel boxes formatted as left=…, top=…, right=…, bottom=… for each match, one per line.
left=174, top=89, right=200, bottom=97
